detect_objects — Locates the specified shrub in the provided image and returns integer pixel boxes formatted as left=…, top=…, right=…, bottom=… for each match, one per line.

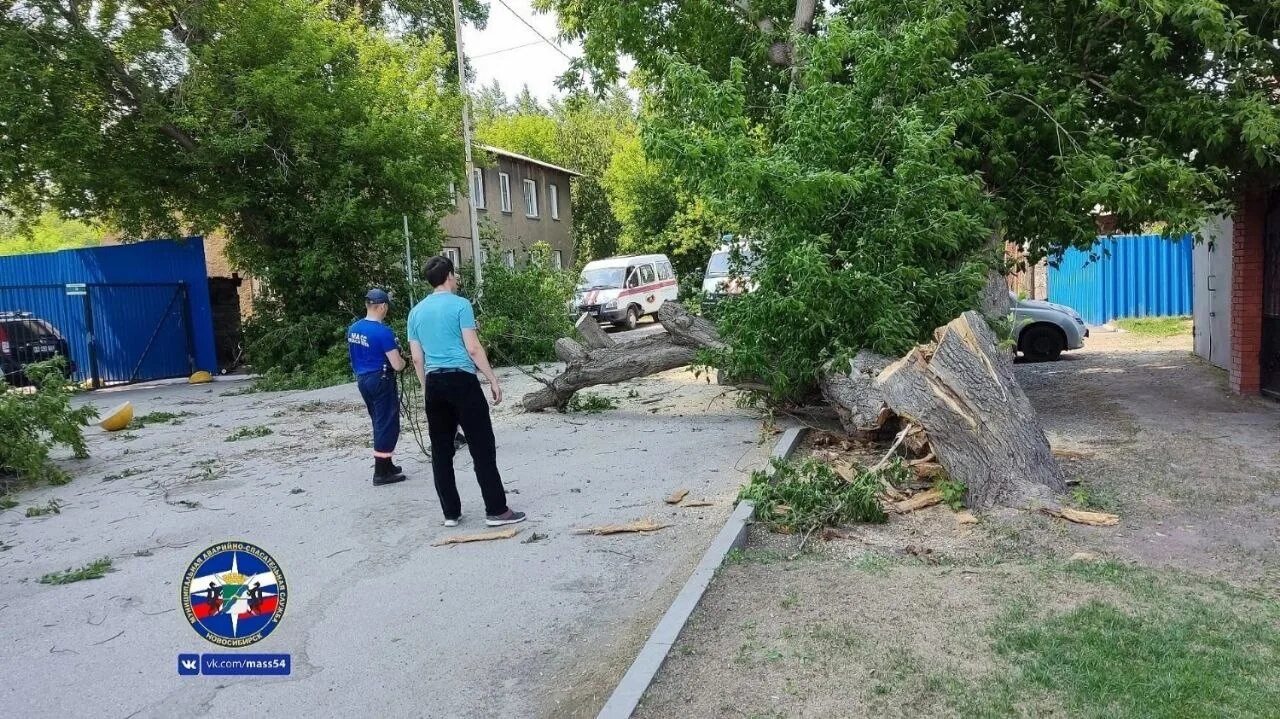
left=0, top=359, right=97, bottom=488
left=739, top=458, right=889, bottom=534
left=464, top=241, right=575, bottom=366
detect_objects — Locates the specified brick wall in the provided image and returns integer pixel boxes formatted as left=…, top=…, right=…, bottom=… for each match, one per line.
left=1229, top=191, right=1266, bottom=394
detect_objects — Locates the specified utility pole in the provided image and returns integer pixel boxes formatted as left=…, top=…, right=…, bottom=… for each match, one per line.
left=403, top=214, right=415, bottom=304
left=452, top=0, right=484, bottom=290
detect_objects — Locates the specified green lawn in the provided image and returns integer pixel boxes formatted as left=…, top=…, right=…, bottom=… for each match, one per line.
left=955, top=562, right=1280, bottom=719
left=1113, top=315, right=1192, bottom=336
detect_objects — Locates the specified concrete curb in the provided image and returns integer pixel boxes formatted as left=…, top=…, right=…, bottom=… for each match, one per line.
left=595, top=426, right=809, bottom=719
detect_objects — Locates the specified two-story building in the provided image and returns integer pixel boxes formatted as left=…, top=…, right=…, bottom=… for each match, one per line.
left=440, top=145, right=580, bottom=271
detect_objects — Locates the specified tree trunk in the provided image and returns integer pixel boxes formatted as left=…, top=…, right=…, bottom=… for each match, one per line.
left=522, top=303, right=716, bottom=411
left=876, top=311, right=1065, bottom=509
left=575, top=313, right=615, bottom=349
left=819, top=350, right=896, bottom=437
left=554, top=337, right=587, bottom=364
left=522, top=341, right=698, bottom=411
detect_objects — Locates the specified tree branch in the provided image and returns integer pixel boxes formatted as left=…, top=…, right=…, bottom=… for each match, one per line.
left=54, top=0, right=200, bottom=153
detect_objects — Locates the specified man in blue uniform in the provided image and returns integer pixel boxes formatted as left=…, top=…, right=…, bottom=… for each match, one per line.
left=348, top=288, right=407, bottom=486
left=408, top=256, right=525, bottom=527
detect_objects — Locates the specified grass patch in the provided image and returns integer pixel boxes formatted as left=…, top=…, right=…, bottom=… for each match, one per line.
left=1113, top=315, right=1191, bottom=336
left=127, top=411, right=192, bottom=429
left=951, top=565, right=1280, bottom=719
left=567, top=392, right=618, bottom=414
left=0, top=496, right=17, bottom=510
left=39, top=557, right=113, bottom=584
left=225, top=425, right=273, bottom=442
left=1069, top=481, right=1119, bottom=512
left=739, top=458, right=893, bottom=534
left=25, top=498, right=62, bottom=517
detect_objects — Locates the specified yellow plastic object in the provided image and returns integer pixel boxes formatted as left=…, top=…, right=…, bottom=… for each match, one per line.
left=99, top=402, right=134, bottom=432
left=189, top=370, right=213, bottom=384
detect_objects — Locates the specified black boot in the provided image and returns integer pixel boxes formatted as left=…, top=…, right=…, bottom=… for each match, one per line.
left=373, top=457, right=406, bottom=486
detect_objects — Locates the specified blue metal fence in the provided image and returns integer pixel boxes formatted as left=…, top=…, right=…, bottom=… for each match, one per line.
left=1047, top=234, right=1193, bottom=326
left=0, top=238, right=217, bottom=386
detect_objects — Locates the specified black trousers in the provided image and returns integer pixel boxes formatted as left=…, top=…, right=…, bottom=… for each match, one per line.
left=424, top=370, right=509, bottom=518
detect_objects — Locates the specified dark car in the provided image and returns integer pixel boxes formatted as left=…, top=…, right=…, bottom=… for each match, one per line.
left=0, top=311, right=75, bottom=386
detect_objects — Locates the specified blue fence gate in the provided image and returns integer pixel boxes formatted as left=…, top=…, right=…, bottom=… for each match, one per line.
left=1048, top=234, right=1193, bottom=326
left=0, top=239, right=217, bottom=387
left=0, top=283, right=196, bottom=386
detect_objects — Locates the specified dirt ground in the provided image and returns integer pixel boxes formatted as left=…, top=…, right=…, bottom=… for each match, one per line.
left=636, top=328, right=1280, bottom=719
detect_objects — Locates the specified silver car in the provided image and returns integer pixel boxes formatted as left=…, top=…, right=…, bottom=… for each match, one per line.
left=1010, top=293, right=1088, bottom=361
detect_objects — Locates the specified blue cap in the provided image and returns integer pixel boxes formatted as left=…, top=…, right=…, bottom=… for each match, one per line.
left=365, top=288, right=390, bottom=304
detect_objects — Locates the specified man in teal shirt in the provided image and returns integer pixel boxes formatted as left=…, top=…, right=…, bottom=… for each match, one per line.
left=408, top=256, right=525, bottom=528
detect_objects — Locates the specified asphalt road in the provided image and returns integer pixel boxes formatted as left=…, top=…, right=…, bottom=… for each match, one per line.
left=1, top=360, right=766, bottom=718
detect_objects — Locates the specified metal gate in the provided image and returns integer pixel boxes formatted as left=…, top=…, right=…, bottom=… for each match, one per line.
left=1263, top=193, right=1280, bottom=397
left=0, top=282, right=195, bottom=388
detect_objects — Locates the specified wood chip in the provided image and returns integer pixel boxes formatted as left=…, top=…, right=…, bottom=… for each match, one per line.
left=1043, top=507, right=1120, bottom=527
left=909, top=461, right=945, bottom=479
left=893, top=488, right=942, bottom=513
left=680, top=500, right=714, bottom=508
left=664, top=489, right=690, bottom=504
left=431, top=528, right=518, bottom=546
left=954, top=510, right=979, bottom=525
left=908, top=452, right=937, bottom=466
left=574, top=519, right=671, bottom=535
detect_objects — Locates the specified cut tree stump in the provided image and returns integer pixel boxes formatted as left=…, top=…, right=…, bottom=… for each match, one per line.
left=876, top=311, right=1066, bottom=510
left=522, top=303, right=720, bottom=411
left=820, top=350, right=896, bottom=437
left=575, top=313, right=615, bottom=349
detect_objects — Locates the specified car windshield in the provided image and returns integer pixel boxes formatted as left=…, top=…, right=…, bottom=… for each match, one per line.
left=577, top=267, right=625, bottom=290
left=706, top=249, right=755, bottom=278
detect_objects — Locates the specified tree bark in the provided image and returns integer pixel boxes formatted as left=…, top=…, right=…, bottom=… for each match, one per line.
left=819, top=350, right=895, bottom=437
left=554, top=337, right=587, bottom=364
left=876, top=311, right=1066, bottom=510
left=523, top=341, right=698, bottom=411
left=575, top=313, right=615, bottom=349
left=523, top=303, right=716, bottom=411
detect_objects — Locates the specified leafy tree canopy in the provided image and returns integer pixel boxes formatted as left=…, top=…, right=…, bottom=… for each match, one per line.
left=1, top=0, right=464, bottom=372
left=537, top=0, right=1279, bottom=398
left=0, top=210, right=103, bottom=256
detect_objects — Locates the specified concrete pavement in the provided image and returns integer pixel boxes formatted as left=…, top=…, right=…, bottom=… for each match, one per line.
left=0, top=364, right=768, bottom=718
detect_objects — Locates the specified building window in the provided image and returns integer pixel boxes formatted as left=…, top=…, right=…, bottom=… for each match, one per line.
left=523, top=178, right=539, bottom=217
left=498, top=172, right=512, bottom=213
left=479, top=248, right=487, bottom=264
left=549, top=184, right=559, bottom=220
left=504, top=250, right=515, bottom=268
left=471, top=168, right=486, bottom=209
left=552, top=250, right=563, bottom=270
left=448, top=182, right=457, bottom=207
left=442, top=247, right=460, bottom=266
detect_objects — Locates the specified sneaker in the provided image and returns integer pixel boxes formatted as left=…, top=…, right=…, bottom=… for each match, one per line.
left=443, top=517, right=460, bottom=527
left=372, top=472, right=406, bottom=487
left=485, top=510, right=527, bottom=527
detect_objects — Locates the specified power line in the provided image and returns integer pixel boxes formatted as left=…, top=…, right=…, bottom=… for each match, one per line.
left=470, top=40, right=545, bottom=60
left=492, top=0, right=574, bottom=62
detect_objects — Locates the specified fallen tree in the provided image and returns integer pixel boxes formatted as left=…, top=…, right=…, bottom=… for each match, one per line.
left=522, top=304, right=720, bottom=411
left=526, top=302, right=1071, bottom=512
left=875, top=311, right=1066, bottom=509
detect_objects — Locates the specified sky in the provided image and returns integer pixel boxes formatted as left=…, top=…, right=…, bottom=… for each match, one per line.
left=463, top=0, right=581, bottom=102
